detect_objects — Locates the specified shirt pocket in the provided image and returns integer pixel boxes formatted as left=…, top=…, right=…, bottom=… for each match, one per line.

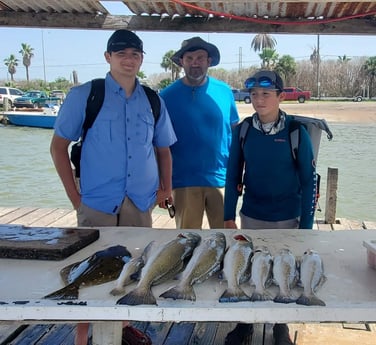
left=136, top=111, right=154, bottom=144
left=92, top=107, right=122, bottom=142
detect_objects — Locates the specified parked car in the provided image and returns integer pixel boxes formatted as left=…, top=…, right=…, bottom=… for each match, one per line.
left=232, top=89, right=251, bottom=103
left=0, top=87, right=24, bottom=107
left=283, top=87, right=311, bottom=103
left=50, top=90, right=66, bottom=102
left=13, top=90, right=60, bottom=109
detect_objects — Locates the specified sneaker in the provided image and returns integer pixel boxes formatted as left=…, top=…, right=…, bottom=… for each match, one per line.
left=122, top=325, right=152, bottom=345
left=225, top=323, right=254, bottom=345
left=273, top=323, right=293, bottom=345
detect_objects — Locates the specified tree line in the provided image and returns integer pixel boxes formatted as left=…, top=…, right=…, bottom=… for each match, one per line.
left=3, top=35, right=376, bottom=99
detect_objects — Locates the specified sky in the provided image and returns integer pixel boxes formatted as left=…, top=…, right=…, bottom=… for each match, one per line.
left=1, top=1, right=376, bottom=84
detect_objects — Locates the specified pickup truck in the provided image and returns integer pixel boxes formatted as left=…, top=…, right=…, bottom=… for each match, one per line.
left=283, top=87, right=311, bottom=103
left=232, top=89, right=251, bottom=103
left=13, top=90, right=60, bottom=108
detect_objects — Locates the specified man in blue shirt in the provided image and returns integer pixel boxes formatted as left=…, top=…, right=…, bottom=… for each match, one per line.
left=51, top=30, right=176, bottom=228
left=50, top=30, right=176, bottom=345
left=160, top=37, right=239, bottom=229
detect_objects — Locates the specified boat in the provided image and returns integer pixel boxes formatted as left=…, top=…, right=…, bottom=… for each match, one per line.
left=3, top=105, right=59, bottom=129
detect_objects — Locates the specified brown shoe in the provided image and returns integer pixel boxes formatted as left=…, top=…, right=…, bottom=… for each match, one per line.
left=122, top=325, right=152, bottom=345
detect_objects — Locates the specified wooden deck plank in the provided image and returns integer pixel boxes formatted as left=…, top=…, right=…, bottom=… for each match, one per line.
left=363, top=221, right=376, bottom=230
left=0, top=207, right=37, bottom=225
left=0, top=207, right=18, bottom=217
left=188, top=322, right=218, bottom=345
left=163, top=322, right=195, bottom=345
left=8, top=208, right=58, bottom=227
left=47, top=210, right=77, bottom=227
left=26, top=208, right=75, bottom=227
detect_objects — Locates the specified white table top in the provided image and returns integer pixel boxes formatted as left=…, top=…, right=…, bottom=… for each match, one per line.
left=1, top=227, right=376, bottom=323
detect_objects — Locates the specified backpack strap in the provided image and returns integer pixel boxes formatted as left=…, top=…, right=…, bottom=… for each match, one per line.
left=288, top=119, right=301, bottom=163
left=141, top=85, right=161, bottom=125
left=237, top=116, right=253, bottom=195
left=82, top=78, right=105, bottom=141
left=239, top=116, right=253, bottom=150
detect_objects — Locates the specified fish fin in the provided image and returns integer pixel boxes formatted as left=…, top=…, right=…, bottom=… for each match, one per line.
left=296, top=294, right=326, bottom=306
left=43, top=283, right=79, bottom=300
left=160, top=284, right=196, bottom=301
left=219, top=287, right=250, bottom=303
left=109, top=286, right=126, bottom=296
left=273, top=294, right=297, bottom=304
left=116, top=286, right=156, bottom=306
left=313, top=274, right=327, bottom=293
left=250, top=291, right=273, bottom=302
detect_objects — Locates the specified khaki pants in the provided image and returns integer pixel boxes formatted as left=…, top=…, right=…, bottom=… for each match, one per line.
left=173, top=186, right=224, bottom=229
left=77, top=197, right=153, bottom=227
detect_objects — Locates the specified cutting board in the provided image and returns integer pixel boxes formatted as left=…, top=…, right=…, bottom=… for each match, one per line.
left=0, top=225, right=99, bottom=260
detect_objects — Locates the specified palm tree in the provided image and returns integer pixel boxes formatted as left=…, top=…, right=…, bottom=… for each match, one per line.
left=258, top=48, right=279, bottom=69
left=4, top=54, right=19, bottom=81
left=19, top=43, right=34, bottom=82
left=251, top=34, right=277, bottom=53
left=275, top=55, right=296, bottom=85
left=161, top=50, right=181, bottom=81
left=363, top=56, right=376, bottom=98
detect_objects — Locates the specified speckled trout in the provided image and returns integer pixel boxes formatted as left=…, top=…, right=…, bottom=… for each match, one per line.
left=160, top=232, right=226, bottom=301
left=116, top=232, right=201, bottom=305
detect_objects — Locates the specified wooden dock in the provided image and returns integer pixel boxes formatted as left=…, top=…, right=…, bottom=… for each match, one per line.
left=0, top=207, right=375, bottom=345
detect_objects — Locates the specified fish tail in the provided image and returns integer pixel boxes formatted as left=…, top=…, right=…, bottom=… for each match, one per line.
left=116, top=286, right=156, bottom=306
left=250, top=290, right=272, bottom=302
left=43, top=284, right=79, bottom=300
left=219, top=287, right=251, bottom=303
left=296, top=294, right=326, bottom=306
left=274, top=294, right=297, bottom=304
left=159, top=284, right=196, bottom=301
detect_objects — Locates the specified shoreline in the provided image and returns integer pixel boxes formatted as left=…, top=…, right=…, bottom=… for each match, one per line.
left=237, top=101, right=376, bottom=124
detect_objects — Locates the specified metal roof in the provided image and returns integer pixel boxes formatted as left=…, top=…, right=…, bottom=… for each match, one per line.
left=0, top=0, right=375, bottom=34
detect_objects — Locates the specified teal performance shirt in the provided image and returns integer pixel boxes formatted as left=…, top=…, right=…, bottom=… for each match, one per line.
left=224, top=115, right=317, bottom=229
left=160, top=77, right=239, bottom=188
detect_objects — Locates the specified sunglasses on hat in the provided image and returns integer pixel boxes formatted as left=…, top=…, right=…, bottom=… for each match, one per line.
left=244, top=76, right=280, bottom=90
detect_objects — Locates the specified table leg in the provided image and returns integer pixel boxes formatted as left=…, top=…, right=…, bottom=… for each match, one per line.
left=92, top=321, right=123, bottom=345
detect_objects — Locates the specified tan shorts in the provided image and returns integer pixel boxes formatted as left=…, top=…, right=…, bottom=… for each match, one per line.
left=173, top=186, right=224, bottom=229
left=77, top=197, right=153, bottom=227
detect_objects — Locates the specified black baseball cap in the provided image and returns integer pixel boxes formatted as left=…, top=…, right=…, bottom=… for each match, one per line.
left=107, top=30, right=144, bottom=53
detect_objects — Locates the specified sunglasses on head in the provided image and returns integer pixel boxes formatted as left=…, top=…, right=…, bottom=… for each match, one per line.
left=244, top=76, right=279, bottom=90
left=165, top=199, right=176, bottom=218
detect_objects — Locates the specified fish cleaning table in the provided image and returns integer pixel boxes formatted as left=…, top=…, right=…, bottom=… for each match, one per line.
left=1, top=227, right=376, bottom=345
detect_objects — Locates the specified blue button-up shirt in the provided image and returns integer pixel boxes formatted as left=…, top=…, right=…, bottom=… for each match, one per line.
left=54, top=73, right=177, bottom=214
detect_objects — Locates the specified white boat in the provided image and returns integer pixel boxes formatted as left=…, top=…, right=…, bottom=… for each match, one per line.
left=4, top=105, right=59, bottom=129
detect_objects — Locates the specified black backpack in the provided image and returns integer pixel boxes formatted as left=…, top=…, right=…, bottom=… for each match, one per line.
left=70, top=78, right=161, bottom=177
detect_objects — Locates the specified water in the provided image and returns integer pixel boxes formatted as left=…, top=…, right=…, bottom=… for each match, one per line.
left=0, top=123, right=375, bottom=222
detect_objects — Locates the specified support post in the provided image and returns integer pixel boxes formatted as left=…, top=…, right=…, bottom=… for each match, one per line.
left=325, top=167, right=338, bottom=224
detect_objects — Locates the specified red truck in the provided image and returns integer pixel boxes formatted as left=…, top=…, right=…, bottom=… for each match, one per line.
left=283, top=87, right=311, bottom=103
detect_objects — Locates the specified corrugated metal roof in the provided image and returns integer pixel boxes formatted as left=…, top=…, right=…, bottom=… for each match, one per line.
left=0, top=0, right=108, bottom=14
left=123, top=1, right=376, bottom=20
left=0, top=0, right=375, bottom=33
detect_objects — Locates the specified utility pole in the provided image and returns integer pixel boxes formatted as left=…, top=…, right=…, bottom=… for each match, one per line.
left=239, top=47, right=243, bottom=71
left=316, top=34, right=320, bottom=99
